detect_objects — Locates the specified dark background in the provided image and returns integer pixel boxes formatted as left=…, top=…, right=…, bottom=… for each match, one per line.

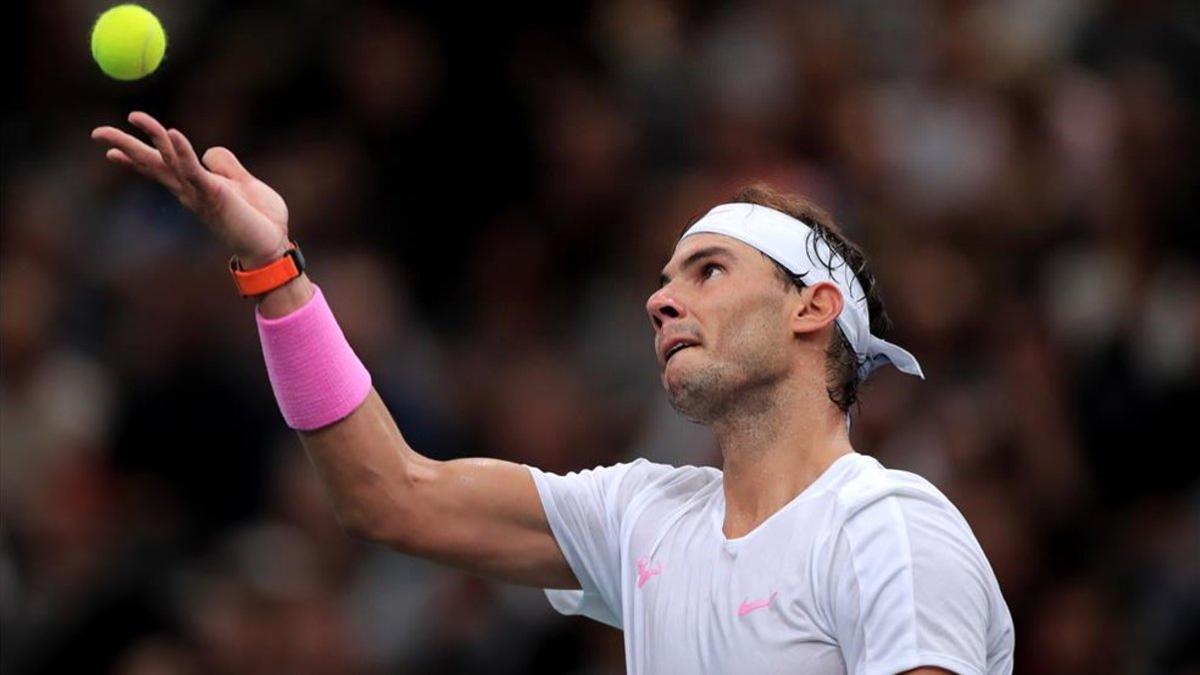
left=2, top=0, right=1198, bottom=673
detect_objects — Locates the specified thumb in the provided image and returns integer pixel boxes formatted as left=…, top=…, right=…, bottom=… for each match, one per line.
left=201, top=146, right=253, bottom=181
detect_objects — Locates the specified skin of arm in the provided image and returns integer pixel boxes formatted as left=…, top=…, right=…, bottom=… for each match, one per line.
left=290, top=328, right=577, bottom=589
left=91, top=113, right=578, bottom=591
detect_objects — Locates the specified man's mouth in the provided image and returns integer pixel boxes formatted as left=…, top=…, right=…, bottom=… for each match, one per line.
left=664, top=341, right=696, bottom=363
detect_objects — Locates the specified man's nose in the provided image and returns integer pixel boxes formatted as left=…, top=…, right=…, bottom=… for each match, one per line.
left=646, top=287, right=686, bottom=331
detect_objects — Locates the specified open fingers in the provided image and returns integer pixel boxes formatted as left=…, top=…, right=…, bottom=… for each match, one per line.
left=91, top=126, right=179, bottom=189
left=103, top=148, right=180, bottom=189
left=167, top=128, right=219, bottom=198
left=127, top=111, right=179, bottom=170
left=105, top=147, right=146, bottom=173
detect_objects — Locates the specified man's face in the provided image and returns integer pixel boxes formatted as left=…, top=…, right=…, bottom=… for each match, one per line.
left=646, top=233, right=797, bottom=423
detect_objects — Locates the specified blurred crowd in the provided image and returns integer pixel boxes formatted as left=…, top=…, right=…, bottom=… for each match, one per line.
left=2, top=0, right=1198, bottom=673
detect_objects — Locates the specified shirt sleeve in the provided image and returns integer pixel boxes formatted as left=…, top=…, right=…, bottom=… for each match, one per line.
left=823, top=487, right=999, bottom=675
left=526, top=458, right=674, bottom=628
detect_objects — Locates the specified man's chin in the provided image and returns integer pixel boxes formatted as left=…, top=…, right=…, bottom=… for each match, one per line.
left=661, top=365, right=684, bottom=399
left=666, top=389, right=711, bottom=424
left=661, top=359, right=689, bottom=394
left=663, top=364, right=722, bottom=423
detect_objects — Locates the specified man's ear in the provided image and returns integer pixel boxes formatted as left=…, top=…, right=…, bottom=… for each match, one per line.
left=790, top=281, right=844, bottom=338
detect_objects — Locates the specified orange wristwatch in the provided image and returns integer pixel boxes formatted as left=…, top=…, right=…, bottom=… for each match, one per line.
left=228, top=241, right=306, bottom=298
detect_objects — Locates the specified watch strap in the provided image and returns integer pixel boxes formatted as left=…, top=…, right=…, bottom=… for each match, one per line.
left=229, top=241, right=305, bottom=298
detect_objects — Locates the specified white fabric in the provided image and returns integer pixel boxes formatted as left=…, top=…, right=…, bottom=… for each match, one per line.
left=682, top=203, right=924, bottom=383
left=528, top=453, right=1014, bottom=675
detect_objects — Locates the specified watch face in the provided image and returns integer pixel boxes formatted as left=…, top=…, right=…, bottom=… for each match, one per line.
left=288, top=244, right=306, bottom=272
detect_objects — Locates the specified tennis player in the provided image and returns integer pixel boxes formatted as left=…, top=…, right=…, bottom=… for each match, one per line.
left=92, top=111, right=1014, bottom=674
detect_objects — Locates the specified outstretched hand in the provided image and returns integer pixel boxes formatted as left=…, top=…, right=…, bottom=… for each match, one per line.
left=92, top=111, right=291, bottom=268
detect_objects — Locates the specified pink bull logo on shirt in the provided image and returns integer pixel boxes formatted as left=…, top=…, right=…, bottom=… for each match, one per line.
left=636, top=557, right=663, bottom=589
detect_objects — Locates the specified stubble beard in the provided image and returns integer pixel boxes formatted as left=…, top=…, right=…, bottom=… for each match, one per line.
left=665, top=311, right=790, bottom=425
left=666, top=358, right=731, bottom=424
left=666, top=352, right=789, bottom=425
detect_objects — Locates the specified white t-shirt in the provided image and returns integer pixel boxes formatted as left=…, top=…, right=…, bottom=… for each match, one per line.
left=527, top=452, right=1014, bottom=675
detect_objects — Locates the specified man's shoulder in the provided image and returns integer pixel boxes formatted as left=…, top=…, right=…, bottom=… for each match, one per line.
left=826, top=454, right=962, bottom=526
left=590, top=458, right=721, bottom=524
left=537, top=456, right=721, bottom=504
left=621, top=457, right=723, bottom=496
left=829, top=458, right=1014, bottom=667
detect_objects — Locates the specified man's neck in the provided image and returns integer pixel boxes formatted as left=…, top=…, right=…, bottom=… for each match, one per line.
left=714, top=379, right=853, bottom=539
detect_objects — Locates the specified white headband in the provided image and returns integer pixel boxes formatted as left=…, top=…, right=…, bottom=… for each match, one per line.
left=681, top=203, right=924, bottom=384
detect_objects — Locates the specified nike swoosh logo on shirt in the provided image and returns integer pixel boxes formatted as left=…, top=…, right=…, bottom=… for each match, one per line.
left=737, top=591, right=778, bottom=617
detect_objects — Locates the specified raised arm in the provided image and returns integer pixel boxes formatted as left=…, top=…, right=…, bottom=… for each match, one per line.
left=91, top=112, right=577, bottom=589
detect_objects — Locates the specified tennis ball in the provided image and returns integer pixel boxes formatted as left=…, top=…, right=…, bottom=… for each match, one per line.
left=90, top=4, right=166, bottom=81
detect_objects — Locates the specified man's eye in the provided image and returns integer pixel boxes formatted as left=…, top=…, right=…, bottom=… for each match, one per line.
left=703, top=264, right=723, bottom=279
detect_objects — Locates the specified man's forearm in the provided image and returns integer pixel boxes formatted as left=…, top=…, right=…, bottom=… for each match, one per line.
left=253, top=273, right=421, bottom=541
left=295, top=387, right=425, bottom=544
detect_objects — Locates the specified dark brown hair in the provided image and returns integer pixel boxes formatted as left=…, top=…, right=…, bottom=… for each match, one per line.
left=729, top=183, right=893, bottom=414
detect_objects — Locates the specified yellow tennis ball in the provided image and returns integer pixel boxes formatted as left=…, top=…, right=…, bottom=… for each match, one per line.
left=90, top=4, right=167, bottom=81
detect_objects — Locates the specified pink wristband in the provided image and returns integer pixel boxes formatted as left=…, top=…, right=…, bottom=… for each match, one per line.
left=256, top=284, right=372, bottom=430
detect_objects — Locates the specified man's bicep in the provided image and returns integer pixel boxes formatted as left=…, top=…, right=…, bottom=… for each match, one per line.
left=395, top=456, right=666, bottom=624
left=399, top=455, right=581, bottom=589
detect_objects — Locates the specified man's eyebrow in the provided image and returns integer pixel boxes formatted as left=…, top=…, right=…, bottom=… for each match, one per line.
left=658, top=245, right=734, bottom=287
